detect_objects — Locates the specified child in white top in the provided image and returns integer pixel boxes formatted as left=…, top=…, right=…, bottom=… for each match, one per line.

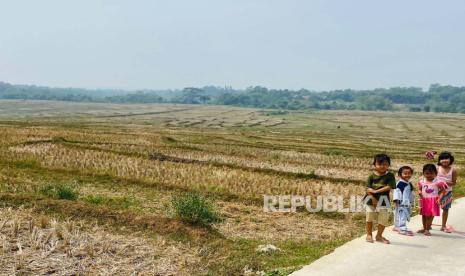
left=393, top=166, right=415, bottom=236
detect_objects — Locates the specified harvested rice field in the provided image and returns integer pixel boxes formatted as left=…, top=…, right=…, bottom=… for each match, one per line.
left=0, top=100, right=463, bottom=275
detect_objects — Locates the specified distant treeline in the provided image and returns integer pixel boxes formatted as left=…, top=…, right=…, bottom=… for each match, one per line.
left=1, top=81, right=465, bottom=113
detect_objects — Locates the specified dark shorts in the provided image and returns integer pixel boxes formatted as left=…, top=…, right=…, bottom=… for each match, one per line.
left=441, top=191, right=453, bottom=210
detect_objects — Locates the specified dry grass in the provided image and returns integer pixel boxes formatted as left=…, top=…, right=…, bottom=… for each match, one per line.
left=215, top=202, right=364, bottom=241
left=8, top=143, right=368, bottom=201
left=0, top=207, right=201, bottom=275
left=0, top=101, right=464, bottom=274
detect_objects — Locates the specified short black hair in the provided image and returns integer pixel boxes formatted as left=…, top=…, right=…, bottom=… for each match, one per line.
left=437, top=151, right=454, bottom=165
left=398, top=166, right=414, bottom=176
left=373, top=153, right=391, bottom=166
left=423, top=163, right=437, bottom=174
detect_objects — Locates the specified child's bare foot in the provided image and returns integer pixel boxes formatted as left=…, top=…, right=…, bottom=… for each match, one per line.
left=424, top=230, right=432, bottom=236
left=417, top=229, right=425, bottom=233
left=440, top=227, right=452, bottom=233
left=366, top=235, right=374, bottom=243
left=375, top=236, right=390, bottom=244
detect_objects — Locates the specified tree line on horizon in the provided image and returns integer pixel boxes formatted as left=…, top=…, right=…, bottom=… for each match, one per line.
left=1, top=81, right=465, bottom=114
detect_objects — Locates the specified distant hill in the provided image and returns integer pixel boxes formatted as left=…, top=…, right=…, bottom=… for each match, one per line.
left=1, top=81, right=464, bottom=113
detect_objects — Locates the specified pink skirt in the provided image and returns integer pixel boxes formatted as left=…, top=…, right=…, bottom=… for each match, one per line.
left=420, top=197, right=440, bottom=216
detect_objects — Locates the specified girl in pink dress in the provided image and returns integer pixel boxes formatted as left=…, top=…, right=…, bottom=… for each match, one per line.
left=417, top=164, right=447, bottom=236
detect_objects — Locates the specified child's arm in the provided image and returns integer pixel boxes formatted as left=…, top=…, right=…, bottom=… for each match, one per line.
left=371, top=186, right=391, bottom=194
left=365, top=175, right=379, bottom=207
left=449, top=169, right=458, bottom=187
left=409, top=183, right=415, bottom=206
left=370, top=178, right=394, bottom=207
left=417, top=182, right=423, bottom=198
left=437, top=190, right=446, bottom=205
left=369, top=186, right=392, bottom=207
left=437, top=183, right=447, bottom=205
left=392, top=185, right=401, bottom=207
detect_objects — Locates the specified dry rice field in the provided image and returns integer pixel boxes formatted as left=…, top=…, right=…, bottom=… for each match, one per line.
left=0, top=100, right=463, bottom=275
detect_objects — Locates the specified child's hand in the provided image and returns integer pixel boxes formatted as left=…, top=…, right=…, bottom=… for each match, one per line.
left=367, top=188, right=376, bottom=194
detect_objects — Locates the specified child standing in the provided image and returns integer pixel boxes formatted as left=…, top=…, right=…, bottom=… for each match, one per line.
left=417, top=164, right=447, bottom=236
left=365, top=153, right=396, bottom=244
left=393, top=166, right=415, bottom=236
left=436, top=151, right=457, bottom=233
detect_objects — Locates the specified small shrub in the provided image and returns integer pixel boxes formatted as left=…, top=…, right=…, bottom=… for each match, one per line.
left=171, top=192, right=222, bottom=225
left=39, top=183, right=79, bottom=200
left=56, top=185, right=79, bottom=200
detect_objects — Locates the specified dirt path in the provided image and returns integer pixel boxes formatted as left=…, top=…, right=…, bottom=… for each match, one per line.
left=292, top=197, right=465, bottom=276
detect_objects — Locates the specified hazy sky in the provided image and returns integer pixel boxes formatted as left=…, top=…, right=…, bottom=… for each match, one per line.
left=1, top=0, right=464, bottom=91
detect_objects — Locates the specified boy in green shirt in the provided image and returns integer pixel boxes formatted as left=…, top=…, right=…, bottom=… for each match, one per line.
left=365, top=153, right=396, bottom=244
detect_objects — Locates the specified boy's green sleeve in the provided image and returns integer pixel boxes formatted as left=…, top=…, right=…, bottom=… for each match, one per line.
left=388, top=173, right=396, bottom=189
left=366, top=175, right=372, bottom=188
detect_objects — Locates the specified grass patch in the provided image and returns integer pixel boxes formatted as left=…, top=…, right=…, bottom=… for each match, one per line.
left=38, top=183, right=79, bottom=200
left=171, top=192, right=223, bottom=225
left=207, top=238, right=350, bottom=275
